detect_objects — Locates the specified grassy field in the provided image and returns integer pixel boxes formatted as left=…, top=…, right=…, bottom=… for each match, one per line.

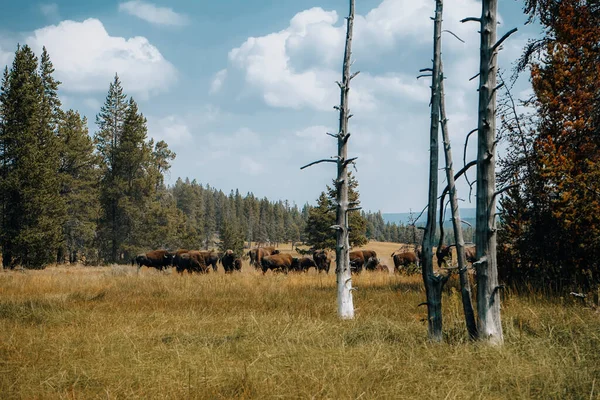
left=1, top=242, right=599, bottom=399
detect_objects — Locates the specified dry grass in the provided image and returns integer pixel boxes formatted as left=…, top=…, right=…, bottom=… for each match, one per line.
left=1, top=249, right=599, bottom=399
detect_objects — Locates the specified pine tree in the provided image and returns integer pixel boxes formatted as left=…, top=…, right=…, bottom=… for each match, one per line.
left=0, top=45, right=63, bottom=268
left=114, top=97, right=155, bottom=258
left=305, top=192, right=336, bottom=250
left=326, top=172, right=367, bottom=247
left=95, top=74, right=128, bottom=262
left=57, top=110, right=100, bottom=263
left=218, top=216, right=245, bottom=257
left=203, top=185, right=216, bottom=249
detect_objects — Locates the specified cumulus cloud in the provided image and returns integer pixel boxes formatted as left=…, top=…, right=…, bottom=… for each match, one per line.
left=226, top=0, right=480, bottom=113
left=147, top=115, right=193, bottom=146
left=118, top=1, right=189, bottom=26
left=26, top=18, right=177, bottom=99
left=210, top=69, right=227, bottom=94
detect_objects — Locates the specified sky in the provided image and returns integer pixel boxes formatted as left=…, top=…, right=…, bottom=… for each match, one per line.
left=0, top=0, right=543, bottom=213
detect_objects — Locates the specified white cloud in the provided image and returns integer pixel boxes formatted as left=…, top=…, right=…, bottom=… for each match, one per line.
left=210, top=69, right=227, bottom=94
left=118, top=1, right=189, bottom=26
left=147, top=115, right=192, bottom=146
left=26, top=18, right=177, bottom=99
left=226, top=0, right=480, bottom=112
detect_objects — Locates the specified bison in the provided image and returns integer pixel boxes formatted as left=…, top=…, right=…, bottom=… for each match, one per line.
left=364, top=256, right=380, bottom=271
left=197, top=250, right=220, bottom=272
left=349, top=249, right=378, bottom=274
left=312, top=250, right=332, bottom=274
left=171, top=248, right=189, bottom=268
left=249, top=246, right=278, bottom=269
left=293, top=256, right=317, bottom=273
left=436, top=245, right=452, bottom=268
left=220, top=249, right=239, bottom=273
left=175, top=250, right=209, bottom=274
left=392, top=251, right=419, bottom=274
left=133, top=250, right=174, bottom=271
left=233, top=258, right=242, bottom=272
left=261, top=253, right=294, bottom=274
left=464, top=245, right=477, bottom=263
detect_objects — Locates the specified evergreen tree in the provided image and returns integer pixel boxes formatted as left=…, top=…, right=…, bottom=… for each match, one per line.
left=0, top=45, right=64, bottom=268
left=95, top=74, right=128, bottom=262
left=326, top=172, right=367, bottom=247
left=172, top=178, right=204, bottom=249
left=305, top=192, right=336, bottom=250
left=94, top=76, right=174, bottom=262
left=57, top=110, right=100, bottom=263
left=203, top=185, right=216, bottom=249
left=114, top=97, right=155, bottom=257
left=218, top=216, right=245, bottom=257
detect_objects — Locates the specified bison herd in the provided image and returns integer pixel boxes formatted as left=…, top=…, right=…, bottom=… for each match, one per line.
left=132, top=244, right=478, bottom=275
left=132, top=249, right=237, bottom=274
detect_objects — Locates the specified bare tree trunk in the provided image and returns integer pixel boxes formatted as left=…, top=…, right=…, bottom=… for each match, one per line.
left=439, top=61, right=478, bottom=339
left=300, top=0, right=358, bottom=319
left=475, top=0, right=503, bottom=344
left=335, top=0, right=357, bottom=320
left=421, top=0, right=447, bottom=342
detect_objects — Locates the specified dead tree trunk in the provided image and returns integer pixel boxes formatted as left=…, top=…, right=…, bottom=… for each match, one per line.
left=439, top=61, right=478, bottom=339
left=475, top=0, right=503, bottom=344
left=300, top=0, right=359, bottom=319
left=421, top=0, right=447, bottom=342
left=461, top=0, right=517, bottom=345
left=334, top=0, right=357, bottom=319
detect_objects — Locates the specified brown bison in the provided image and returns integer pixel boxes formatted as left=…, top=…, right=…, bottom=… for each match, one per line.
left=312, top=250, right=332, bottom=274
left=171, top=248, right=189, bottom=267
left=293, top=256, right=317, bottom=272
left=261, top=253, right=294, bottom=274
left=233, top=258, right=242, bottom=272
left=392, top=251, right=419, bottom=274
left=175, top=250, right=208, bottom=273
left=436, top=245, right=452, bottom=268
left=464, top=245, right=477, bottom=263
left=197, top=250, right=220, bottom=272
left=249, top=246, right=278, bottom=269
left=220, top=249, right=240, bottom=273
left=349, top=250, right=378, bottom=273
left=364, top=256, right=381, bottom=271
left=133, top=250, right=174, bottom=271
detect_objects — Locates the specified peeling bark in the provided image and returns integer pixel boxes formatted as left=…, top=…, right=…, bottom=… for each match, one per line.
left=475, top=0, right=503, bottom=344
left=335, top=0, right=356, bottom=320
left=421, top=0, right=446, bottom=342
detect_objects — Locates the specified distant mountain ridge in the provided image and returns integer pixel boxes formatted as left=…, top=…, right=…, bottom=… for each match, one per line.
left=382, top=208, right=477, bottom=228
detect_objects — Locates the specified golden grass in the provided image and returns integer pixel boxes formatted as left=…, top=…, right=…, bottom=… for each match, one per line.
left=1, top=254, right=599, bottom=399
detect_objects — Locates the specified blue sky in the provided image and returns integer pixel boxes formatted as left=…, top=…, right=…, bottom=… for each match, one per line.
left=0, top=1, right=542, bottom=213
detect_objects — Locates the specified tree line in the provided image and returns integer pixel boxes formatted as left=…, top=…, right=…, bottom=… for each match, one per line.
left=0, top=44, right=417, bottom=269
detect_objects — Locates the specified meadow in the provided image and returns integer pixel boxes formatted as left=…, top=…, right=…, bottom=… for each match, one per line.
left=1, top=242, right=599, bottom=399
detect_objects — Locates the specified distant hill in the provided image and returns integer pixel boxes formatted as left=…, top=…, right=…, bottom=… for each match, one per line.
left=383, top=208, right=477, bottom=228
